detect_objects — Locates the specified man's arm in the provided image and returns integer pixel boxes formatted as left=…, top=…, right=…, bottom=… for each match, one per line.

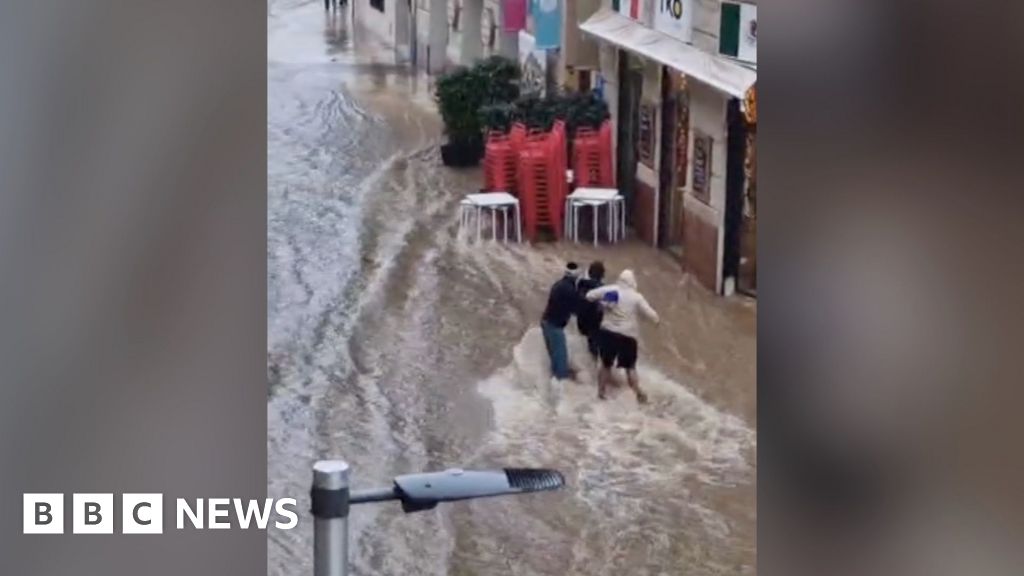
left=586, top=285, right=612, bottom=302
left=638, top=295, right=660, bottom=324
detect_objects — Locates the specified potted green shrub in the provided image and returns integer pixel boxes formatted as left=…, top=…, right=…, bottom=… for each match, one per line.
left=436, top=66, right=485, bottom=167
left=436, top=57, right=520, bottom=167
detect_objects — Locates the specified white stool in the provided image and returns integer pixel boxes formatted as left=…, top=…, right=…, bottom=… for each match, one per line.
left=565, top=188, right=624, bottom=245
left=570, top=198, right=616, bottom=247
left=458, top=192, right=522, bottom=243
left=612, top=194, right=625, bottom=242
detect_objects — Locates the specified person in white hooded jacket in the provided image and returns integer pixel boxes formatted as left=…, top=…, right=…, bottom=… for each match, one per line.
left=585, top=269, right=660, bottom=403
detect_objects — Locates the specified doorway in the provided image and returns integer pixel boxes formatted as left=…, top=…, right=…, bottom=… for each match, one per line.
left=738, top=128, right=756, bottom=295
left=723, top=98, right=749, bottom=294
left=616, top=51, right=642, bottom=224
left=657, top=67, right=687, bottom=256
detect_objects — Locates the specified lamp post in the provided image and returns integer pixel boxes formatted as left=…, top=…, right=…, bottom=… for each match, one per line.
left=310, top=460, right=565, bottom=576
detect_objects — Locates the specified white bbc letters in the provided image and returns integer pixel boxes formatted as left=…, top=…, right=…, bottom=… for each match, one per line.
left=73, top=493, right=114, bottom=534
left=177, top=498, right=204, bottom=529
left=208, top=498, right=231, bottom=529
left=122, top=494, right=163, bottom=534
left=25, top=493, right=299, bottom=533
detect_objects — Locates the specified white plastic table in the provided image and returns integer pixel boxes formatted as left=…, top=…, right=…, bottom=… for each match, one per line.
left=565, top=187, right=625, bottom=246
left=460, top=192, right=522, bottom=243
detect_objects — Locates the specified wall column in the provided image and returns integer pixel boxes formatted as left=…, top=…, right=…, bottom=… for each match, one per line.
left=395, top=0, right=412, bottom=62
left=497, top=1, right=520, bottom=60
left=460, top=0, right=484, bottom=64
left=428, top=0, right=449, bottom=73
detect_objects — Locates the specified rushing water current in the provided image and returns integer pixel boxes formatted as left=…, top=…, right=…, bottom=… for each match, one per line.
left=268, top=1, right=756, bottom=574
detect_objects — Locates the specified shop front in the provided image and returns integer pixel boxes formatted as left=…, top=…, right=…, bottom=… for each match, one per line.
left=581, top=7, right=756, bottom=294
left=738, top=87, right=756, bottom=295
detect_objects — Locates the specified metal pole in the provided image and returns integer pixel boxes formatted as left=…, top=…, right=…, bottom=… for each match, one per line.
left=312, top=460, right=350, bottom=576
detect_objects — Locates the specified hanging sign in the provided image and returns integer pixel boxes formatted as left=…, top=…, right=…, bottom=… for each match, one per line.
left=502, top=0, right=527, bottom=32
left=692, top=131, right=712, bottom=205
left=518, top=31, right=547, bottom=96
left=654, top=0, right=694, bottom=44
left=638, top=102, right=656, bottom=169
left=532, top=0, right=562, bottom=49
left=720, top=2, right=757, bottom=64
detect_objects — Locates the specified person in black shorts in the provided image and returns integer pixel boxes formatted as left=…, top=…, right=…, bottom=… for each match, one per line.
left=585, top=270, right=660, bottom=403
left=575, top=261, right=605, bottom=364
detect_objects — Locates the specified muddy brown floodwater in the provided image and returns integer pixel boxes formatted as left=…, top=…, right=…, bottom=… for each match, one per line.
left=268, top=1, right=756, bottom=574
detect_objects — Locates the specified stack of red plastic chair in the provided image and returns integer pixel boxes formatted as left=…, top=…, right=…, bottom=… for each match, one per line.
left=572, top=127, right=603, bottom=187
left=517, top=142, right=550, bottom=242
left=483, top=130, right=518, bottom=194
left=549, top=120, right=569, bottom=234
left=509, top=122, right=527, bottom=156
left=572, top=120, right=615, bottom=187
left=598, top=120, right=614, bottom=184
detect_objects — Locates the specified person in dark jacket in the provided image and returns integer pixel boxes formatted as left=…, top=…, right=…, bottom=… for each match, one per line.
left=541, top=262, right=582, bottom=381
left=575, top=261, right=606, bottom=362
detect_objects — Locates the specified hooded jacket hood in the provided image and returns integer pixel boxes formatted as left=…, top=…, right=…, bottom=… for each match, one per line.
left=618, top=269, right=637, bottom=290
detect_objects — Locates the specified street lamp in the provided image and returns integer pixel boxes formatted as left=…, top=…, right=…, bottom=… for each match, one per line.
left=311, top=460, right=566, bottom=576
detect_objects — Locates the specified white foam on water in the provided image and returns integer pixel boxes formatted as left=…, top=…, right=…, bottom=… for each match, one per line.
left=475, top=327, right=756, bottom=557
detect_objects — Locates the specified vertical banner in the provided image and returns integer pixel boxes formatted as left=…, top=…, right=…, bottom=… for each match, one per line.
left=532, top=0, right=561, bottom=49
left=639, top=102, right=656, bottom=169
left=692, top=131, right=713, bottom=205
left=519, top=31, right=547, bottom=96
left=502, top=0, right=527, bottom=32
left=720, top=2, right=757, bottom=64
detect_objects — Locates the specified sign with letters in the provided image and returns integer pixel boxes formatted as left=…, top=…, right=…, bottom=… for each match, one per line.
left=638, top=102, right=656, bottom=169
left=692, top=131, right=712, bottom=204
left=655, top=0, right=694, bottom=43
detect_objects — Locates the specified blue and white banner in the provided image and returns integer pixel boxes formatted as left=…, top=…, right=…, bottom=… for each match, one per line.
left=532, top=0, right=562, bottom=50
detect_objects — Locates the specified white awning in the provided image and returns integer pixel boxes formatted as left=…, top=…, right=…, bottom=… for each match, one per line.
left=580, top=9, right=756, bottom=99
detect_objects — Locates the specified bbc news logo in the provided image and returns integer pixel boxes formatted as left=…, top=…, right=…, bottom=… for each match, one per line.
left=23, top=494, right=298, bottom=534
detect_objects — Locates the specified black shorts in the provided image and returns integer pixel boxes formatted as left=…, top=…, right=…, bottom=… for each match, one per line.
left=597, top=329, right=638, bottom=370
left=585, top=332, right=600, bottom=358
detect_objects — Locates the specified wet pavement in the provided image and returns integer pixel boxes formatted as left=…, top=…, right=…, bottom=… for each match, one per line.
left=267, top=1, right=756, bottom=574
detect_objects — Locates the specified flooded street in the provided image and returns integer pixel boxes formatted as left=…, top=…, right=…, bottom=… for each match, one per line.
left=267, top=1, right=756, bottom=574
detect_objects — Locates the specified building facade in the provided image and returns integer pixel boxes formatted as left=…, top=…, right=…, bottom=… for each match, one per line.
left=353, top=0, right=757, bottom=295
left=356, top=1, right=602, bottom=79
left=581, top=0, right=757, bottom=295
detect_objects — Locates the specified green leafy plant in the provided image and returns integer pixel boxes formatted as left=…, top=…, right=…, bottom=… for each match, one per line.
left=476, top=55, right=521, bottom=104
left=435, top=66, right=484, bottom=146
left=479, top=88, right=610, bottom=136
left=478, top=102, right=516, bottom=135
left=435, top=56, right=521, bottom=148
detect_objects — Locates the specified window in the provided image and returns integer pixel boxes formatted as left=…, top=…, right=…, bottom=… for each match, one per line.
left=370, top=0, right=384, bottom=12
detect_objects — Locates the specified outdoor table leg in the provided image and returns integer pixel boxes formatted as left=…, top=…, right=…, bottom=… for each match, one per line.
left=476, top=206, right=482, bottom=243
left=614, top=198, right=622, bottom=240
left=572, top=202, right=579, bottom=244
left=516, top=202, right=522, bottom=243
left=607, top=201, right=613, bottom=244
left=565, top=196, right=573, bottom=239
left=503, top=207, right=509, bottom=243
left=491, top=208, right=497, bottom=242
left=592, top=203, right=598, bottom=248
